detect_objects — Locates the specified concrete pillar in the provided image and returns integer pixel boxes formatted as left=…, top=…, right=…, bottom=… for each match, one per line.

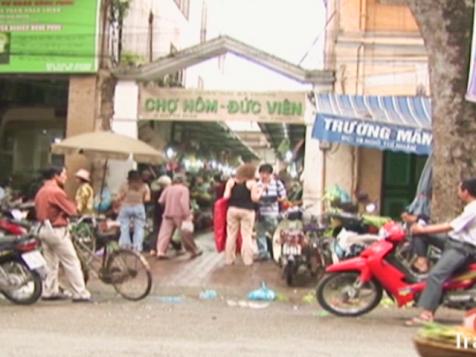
left=302, top=123, right=325, bottom=214
left=302, top=95, right=325, bottom=214
left=107, top=80, right=139, bottom=194
left=64, top=76, right=98, bottom=197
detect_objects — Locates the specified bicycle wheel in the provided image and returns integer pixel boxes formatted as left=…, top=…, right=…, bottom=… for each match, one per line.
left=106, top=249, right=152, bottom=301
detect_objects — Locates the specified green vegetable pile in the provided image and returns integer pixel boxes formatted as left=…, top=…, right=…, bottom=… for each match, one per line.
left=417, top=323, right=476, bottom=347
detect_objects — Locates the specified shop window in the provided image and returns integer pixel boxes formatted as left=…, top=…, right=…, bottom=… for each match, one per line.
left=0, top=79, right=67, bottom=184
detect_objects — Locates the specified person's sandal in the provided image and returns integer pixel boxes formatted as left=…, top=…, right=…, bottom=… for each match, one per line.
left=156, top=254, right=169, bottom=260
left=405, top=314, right=433, bottom=327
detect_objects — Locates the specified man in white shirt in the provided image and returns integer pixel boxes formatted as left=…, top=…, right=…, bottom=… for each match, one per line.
left=406, top=177, right=476, bottom=325
left=256, top=164, right=286, bottom=261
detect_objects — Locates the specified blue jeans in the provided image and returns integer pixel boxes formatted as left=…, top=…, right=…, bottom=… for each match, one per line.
left=118, top=205, right=146, bottom=252
left=256, top=216, right=278, bottom=259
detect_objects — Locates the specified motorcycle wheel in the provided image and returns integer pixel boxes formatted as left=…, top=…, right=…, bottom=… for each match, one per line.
left=1, top=260, right=42, bottom=305
left=316, top=272, right=382, bottom=317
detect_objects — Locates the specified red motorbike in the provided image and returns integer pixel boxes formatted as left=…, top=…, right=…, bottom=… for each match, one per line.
left=0, top=216, right=46, bottom=305
left=316, top=221, right=476, bottom=316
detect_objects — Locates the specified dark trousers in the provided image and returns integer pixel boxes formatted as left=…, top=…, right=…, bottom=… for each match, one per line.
left=418, top=239, right=475, bottom=311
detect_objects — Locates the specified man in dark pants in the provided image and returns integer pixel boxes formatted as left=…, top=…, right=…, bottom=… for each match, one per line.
left=406, top=177, right=476, bottom=325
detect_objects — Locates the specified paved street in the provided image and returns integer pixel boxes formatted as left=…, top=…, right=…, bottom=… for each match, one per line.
left=0, top=233, right=464, bottom=357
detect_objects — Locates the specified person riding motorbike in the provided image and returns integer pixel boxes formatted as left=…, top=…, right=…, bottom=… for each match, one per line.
left=406, top=177, right=476, bottom=326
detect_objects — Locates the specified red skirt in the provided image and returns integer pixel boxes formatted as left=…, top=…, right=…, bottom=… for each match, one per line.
left=213, top=198, right=242, bottom=252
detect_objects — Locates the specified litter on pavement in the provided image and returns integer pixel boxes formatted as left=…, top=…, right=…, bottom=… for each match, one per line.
left=314, top=310, right=331, bottom=318
left=158, top=296, right=185, bottom=304
left=275, top=293, right=289, bottom=302
left=380, top=296, right=395, bottom=308
left=226, top=299, right=270, bottom=309
left=302, top=291, right=315, bottom=304
left=247, top=281, right=276, bottom=301
left=199, top=289, right=219, bottom=300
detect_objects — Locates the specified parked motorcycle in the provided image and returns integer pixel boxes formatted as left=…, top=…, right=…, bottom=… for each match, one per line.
left=0, top=219, right=46, bottom=305
left=273, top=207, right=330, bottom=286
left=273, top=199, right=390, bottom=286
left=326, top=211, right=390, bottom=263
left=316, top=221, right=476, bottom=317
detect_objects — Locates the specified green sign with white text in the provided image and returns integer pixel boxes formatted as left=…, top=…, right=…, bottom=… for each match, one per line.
left=0, top=0, right=100, bottom=73
left=139, top=87, right=306, bottom=124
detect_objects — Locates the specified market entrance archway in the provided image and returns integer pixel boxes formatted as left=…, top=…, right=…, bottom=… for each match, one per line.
left=109, top=35, right=334, bottom=205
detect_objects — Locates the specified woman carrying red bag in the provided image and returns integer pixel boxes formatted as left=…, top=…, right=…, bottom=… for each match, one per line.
left=223, top=163, right=262, bottom=266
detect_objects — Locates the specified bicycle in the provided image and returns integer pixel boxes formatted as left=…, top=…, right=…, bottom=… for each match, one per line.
left=70, top=217, right=153, bottom=301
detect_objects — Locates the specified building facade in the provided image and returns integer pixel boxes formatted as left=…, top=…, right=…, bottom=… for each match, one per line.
left=0, top=0, right=103, bottom=195
left=0, top=0, right=210, bottom=195
left=321, top=0, right=429, bottom=217
left=107, top=0, right=211, bottom=191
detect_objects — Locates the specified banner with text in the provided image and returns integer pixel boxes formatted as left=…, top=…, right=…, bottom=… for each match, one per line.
left=138, top=87, right=306, bottom=124
left=0, top=0, right=100, bottom=73
left=312, top=114, right=432, bottom=155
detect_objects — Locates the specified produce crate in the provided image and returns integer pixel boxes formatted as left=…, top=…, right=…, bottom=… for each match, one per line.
left=414, top=336, right=476, bottom=357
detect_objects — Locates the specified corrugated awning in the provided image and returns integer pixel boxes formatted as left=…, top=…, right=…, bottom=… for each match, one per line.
left=312, top=94, right=432, bottom=155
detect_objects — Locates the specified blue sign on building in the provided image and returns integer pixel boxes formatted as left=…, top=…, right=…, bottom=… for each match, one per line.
left=312, top=113, right=432, bottom=155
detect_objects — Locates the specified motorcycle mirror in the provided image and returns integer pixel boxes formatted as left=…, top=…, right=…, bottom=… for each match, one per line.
left=365, top=203, right=376, bottom=213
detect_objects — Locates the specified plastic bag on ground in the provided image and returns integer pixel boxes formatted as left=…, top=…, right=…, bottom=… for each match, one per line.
left=247, top=282, right=276, bottom=301
left=199, top=289, right=218, bottom=300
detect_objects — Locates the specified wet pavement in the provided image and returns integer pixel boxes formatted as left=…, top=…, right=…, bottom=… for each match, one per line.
left=0, top=231, right=465, bottom=356
left=144, top=230, right=316, bottom=300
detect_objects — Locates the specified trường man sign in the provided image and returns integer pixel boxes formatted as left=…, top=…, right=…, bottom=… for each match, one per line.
left=312, top=114, right=432, bottom=155
left=0, top=0, right=100, bottom=73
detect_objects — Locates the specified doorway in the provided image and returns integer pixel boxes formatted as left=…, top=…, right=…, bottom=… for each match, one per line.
left=381, top=151, right=428, bottom=219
